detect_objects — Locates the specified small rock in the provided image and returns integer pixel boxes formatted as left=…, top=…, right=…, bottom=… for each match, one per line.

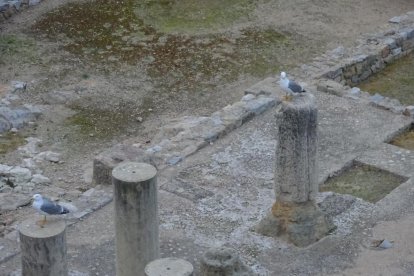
left=31, top=174, right=51, bottom=185
left=10, top=128, right=18, bottom=133
left=349, top=87, right=361, bottom=95
left=167, top=156, right=183, bottom=165
left=0, top=164, right=12, bottom=174
left=35, top=151, right=61, bottom=163
left=389, top=15, right=407, bottom=24
left=370, top=93, right=384, bottom=103
left=136, top=116, right=143, bottom=122
left=241, top=94, right=255, bottom=101
left=9, top=166, right=32, bottom=186
left=372, top=239, right=394, bottom=249
left=20, top=158, right=36, bottom=169
left=29, top=0, right=41, bottom=5
left=82, top=188, right=96, bottom=197
left=403, top=106, right=414, bottom=117
left=11, top=81, right=27, bottom=91
left=18, top=137, right=43, bottom=156
left=0, top=193, right=31, bottom=211
left=146, top=145, right=162, bottom=154
left=379, top=239, right=393, bottom=249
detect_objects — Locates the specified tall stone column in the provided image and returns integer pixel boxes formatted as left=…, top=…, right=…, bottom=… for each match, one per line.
left=256, top=93, right=333, bottom=247
left=19, top=217, right=68, bottom=276
left=113, top=162, right=159, bottom=276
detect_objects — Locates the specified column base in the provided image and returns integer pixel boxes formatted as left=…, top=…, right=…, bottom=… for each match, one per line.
left=255, top=201, right=335, bottom=247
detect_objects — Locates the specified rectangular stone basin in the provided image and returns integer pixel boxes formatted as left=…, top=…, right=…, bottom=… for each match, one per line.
left=389, top=124, right=414, bottom=150
left=320, top=162, right=407, bottom=203
left=358, top=51, right=414, bottom=105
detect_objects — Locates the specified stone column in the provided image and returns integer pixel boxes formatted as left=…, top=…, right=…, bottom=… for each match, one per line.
left=200, top=247, right=252, bottom=276
left=145, top=258, right=194, bottom=276
left=113, top=162, right=159, bottom=276
left=19, top=217, right=68, bottom=276
left=256, top=93, right=333, bottom=247
left=274, top=93, right=318, bottom=203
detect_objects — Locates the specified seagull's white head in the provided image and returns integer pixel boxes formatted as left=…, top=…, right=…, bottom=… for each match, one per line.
left=33, top=194, right=42, bottom=202
left=280, top=71, right=287, bottom=79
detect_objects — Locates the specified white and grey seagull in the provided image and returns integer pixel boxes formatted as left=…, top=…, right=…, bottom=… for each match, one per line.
left=32, top=194, right=73, bottom=227
left=279, top=71, right=306, bottom=101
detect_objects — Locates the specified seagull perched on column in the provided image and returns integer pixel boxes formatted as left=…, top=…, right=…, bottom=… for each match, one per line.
left=279, top=71, right=306, bottom=101
left=32, top=194, right=75, bottom=227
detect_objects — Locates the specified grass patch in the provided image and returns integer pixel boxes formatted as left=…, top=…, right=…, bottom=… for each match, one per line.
left=359, top=51, right=414, bottom=105
left=31, top=0, right=291, bottom=96
left=320, top=163, right=407, bottom=203
left=0, top=132, right=26, bottom=155
left=134, top=0, right=257, bottom=33
left=390, top=126, right=414, bottom=150
left=67, top=109, right=131, bottom=138
left=0, top=35, right=37, bottom=65
left=66, top=96, right=153, bottom=139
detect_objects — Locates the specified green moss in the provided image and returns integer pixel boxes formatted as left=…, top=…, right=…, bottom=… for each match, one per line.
left=320, top=163, right=406, bottom=203
left=0, top=35, right=37, bottom=65
left=30, top=0, right=290, bottom=95
left=359, top=52, right=414, bottom=105
left=134, top=0, right=257, bottom=33
left=67, top=109, right=127, bottom=138
left=66, top=96, right=153, bottom=139
left=0, top=132, right=26, bottom=155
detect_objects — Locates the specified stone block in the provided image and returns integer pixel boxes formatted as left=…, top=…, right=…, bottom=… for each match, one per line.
left=403, top=106, right=414, bottom=118
left=381, top=46, right=390, bottom=58
left=360, top=70, right=371, bottom=81
left=316, top=79, right=346, bottom=96
left=384, top=37, right=397, bottom=49
left=92, top=144, right=153, bottom=186
left=324, top=68, right=343, bottom=80
left=402, top=39, right=414, bottom=51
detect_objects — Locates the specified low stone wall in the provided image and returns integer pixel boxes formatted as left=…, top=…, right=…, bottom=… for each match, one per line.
left=0, top=0, right=42, bottom=22
left=298, top=11, right=414, bottom=116
left=299, top=11, right=414, bottom=86
left=92, top=94, right=277, bottom=185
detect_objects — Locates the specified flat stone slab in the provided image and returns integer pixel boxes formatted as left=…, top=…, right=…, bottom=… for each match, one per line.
left=0, top=193, right=31, bottom=211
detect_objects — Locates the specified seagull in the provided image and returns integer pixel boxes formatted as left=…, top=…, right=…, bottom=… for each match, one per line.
left=279, top=71, right=306, bottom=101
left=32, top=194, right=73, bottom=227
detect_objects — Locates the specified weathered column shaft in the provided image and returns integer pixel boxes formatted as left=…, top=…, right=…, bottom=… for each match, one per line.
left=19, top=217, right=68, bottom=276
left=256, top=93, right=333, bottom=246
left=274, top=93, right=318, bottom=203
left=113, top=162, right=159, bottom=276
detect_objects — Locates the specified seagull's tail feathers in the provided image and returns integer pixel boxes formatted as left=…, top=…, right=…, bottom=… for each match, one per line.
left=59, top=202, right=78, bottom=213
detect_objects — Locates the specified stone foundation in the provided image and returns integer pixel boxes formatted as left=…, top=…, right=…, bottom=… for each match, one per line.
left=256, top=201, right=334, bottom=247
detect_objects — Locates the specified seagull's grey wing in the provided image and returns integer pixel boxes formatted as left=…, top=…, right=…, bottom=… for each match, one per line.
left=288, top=81, right=305, bottom=93
left=40, top=199, right=69, bottom=215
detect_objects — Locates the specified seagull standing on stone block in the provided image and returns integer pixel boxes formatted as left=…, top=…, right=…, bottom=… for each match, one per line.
left=279, top=71, right=306, bottom=101
left=32, top=194, right=75, bottom=227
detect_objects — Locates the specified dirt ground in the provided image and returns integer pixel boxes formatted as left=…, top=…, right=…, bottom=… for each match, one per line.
left=1, top=0, right=414, bottom=274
